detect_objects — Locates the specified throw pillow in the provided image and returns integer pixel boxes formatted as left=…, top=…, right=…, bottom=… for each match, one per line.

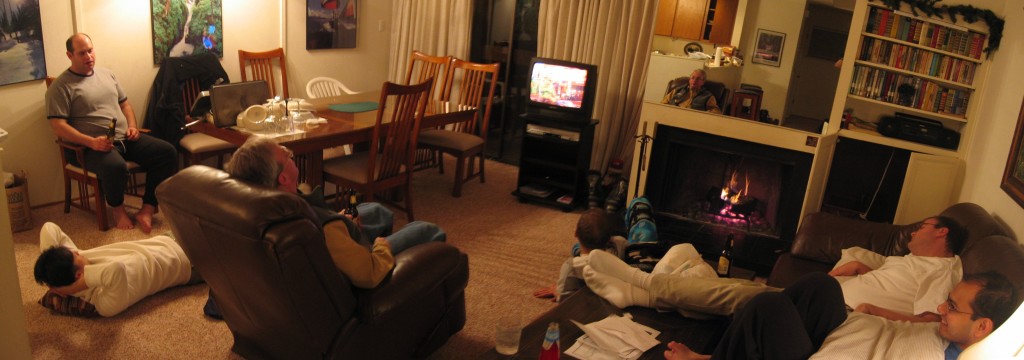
left=38, top=290, right=99, bottom=317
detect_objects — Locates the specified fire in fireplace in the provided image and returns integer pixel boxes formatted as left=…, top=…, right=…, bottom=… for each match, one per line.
left=643, top=124, right=813, bottom=272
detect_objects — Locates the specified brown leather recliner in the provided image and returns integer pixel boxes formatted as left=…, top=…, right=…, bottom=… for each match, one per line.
left=767, top=202, right=1024, bottom=291
left=155, top=165, right=469, bottom=359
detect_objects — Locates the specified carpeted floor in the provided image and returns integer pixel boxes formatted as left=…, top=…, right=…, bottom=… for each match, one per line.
left=12, top=158, right=579, bottom=359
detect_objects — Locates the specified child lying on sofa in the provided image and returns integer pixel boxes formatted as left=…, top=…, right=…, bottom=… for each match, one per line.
left=583, top=215, right=966, bottom=322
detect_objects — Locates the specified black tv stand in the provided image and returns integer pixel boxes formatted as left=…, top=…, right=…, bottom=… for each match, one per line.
left=513, top=114, right=597, bottom=211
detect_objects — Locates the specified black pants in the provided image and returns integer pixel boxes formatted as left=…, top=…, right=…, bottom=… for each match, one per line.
left=711, top=272, right=848, bottom=360
left=77, top=133, right=178, bottom=207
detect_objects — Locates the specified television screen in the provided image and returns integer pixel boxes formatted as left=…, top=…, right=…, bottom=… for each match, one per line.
left=529, top=62, right=589, bottom=109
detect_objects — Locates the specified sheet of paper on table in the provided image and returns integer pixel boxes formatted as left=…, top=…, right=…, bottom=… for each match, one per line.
left=565, top=314, right=660, bottom=360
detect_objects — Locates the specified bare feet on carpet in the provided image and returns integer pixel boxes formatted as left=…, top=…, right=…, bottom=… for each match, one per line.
left=663, top=341, right=710, bottom=360
left=113, top=205, right=134, bottom=230
left=136, top=204, right=158, bottom=234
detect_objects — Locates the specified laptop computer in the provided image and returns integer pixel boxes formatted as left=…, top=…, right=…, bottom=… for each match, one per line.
left=209, top=80, right=271, bottom=127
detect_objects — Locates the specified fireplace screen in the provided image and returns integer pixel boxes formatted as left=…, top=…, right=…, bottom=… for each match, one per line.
left=643, top=125, right=813, bottom=271
left=662, top=146, right=784, bottom=236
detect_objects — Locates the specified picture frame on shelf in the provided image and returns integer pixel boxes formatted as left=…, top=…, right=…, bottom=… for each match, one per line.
left=752, top=29, right=785, bottom=67
left=1001, top=99, right=1024, bottom=208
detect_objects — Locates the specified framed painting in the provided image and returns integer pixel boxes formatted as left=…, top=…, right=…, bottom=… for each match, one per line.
left=0, top=0, right=47, bottom=86
left=151, top=0, right=223, bottom=65
left=1001, top=99, right=1024, bottom=208
left=307, top=0, right=358, bottom=50
left=752, top=29, right=785, bottom=67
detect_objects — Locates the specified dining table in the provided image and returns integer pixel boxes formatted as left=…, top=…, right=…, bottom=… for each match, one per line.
left=191, top=90, right=478, bottom=186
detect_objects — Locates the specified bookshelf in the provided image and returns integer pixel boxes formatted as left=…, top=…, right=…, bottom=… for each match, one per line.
left=842, top=1, right=989, bottom=154
left=818, top=0, right=994, bottom=224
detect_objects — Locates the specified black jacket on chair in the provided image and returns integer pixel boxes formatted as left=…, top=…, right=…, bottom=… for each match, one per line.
left=144, top=53, right=229, bottom=147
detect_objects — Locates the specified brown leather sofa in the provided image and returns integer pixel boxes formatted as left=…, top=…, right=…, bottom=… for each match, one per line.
left=768, top=202, right=1024, bottom=291
left=155, top=166, right=469, bottom=359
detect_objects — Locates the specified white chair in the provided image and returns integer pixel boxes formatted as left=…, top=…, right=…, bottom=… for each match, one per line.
left=306, top=77, right=360, bottom=98
left=306, top=77, right=359, bottom=157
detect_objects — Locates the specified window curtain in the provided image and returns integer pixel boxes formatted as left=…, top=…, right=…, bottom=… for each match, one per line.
left=537, top=0, right=656, bottom=174
left=388, top=0, right=473, bottom=83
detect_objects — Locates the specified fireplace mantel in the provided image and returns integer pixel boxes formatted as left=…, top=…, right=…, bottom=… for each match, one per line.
left=629, top=102, right=832, bottom=232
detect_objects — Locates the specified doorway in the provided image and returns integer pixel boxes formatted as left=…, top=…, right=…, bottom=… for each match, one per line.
left=783, top=3, right=852, bottom=132
left=471, top=0, right=539, bottom=165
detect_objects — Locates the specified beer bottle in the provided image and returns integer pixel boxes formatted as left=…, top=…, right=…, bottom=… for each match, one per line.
left=342, top=189, right=359, bottom=218
left=717, top=234, right=733, bottom=278
left=107, top=117, right=117, bottom=139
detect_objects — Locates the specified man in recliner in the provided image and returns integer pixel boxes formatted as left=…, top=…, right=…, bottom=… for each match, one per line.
left=226, top=136, right=447, bottom=287
left=201, top=137, right=447, bottom=318
left=661, top=69, right=722, bottom=114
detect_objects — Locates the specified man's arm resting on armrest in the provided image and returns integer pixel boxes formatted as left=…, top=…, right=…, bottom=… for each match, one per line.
left=50, top=118, right=113, bottom=152
left=855, top=303, right=940, bottom=323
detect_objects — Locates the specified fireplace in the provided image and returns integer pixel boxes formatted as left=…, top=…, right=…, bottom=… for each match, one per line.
left=644, top=124, right=814, bottom=273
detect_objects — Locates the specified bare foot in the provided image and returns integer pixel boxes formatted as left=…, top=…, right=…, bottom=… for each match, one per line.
left=664, top=341, right=710, bottom=360
left=112, top=206, right=134, bottom=230
left=135, top=204, right=157, bottom=234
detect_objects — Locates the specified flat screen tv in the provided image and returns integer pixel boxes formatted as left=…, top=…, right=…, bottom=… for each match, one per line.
left=526, top=57, right=598, bottom=123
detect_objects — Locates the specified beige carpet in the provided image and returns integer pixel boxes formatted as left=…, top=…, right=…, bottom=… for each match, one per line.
left=12, top=158, right=579, bottom=359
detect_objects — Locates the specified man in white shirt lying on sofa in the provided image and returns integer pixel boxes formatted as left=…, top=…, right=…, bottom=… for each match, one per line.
left=583, top=216, right=966, bottom=321
left=662, top=271, right=1019, bottom=360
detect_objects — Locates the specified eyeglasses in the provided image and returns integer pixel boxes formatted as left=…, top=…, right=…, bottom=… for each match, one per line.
left=945, top=297, right=974, bottom=316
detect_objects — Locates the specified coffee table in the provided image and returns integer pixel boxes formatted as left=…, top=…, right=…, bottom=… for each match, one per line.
left=480, top=287, right=728, bottom=359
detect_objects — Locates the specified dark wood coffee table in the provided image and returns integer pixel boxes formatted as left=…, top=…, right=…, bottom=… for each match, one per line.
left=480, top=287, right=728, bottom=359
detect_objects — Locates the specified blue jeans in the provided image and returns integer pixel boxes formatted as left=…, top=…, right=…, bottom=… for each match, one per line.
left=357, top=203, right=446, bottom=254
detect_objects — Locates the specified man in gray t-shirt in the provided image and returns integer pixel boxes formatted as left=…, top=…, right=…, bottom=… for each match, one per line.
left=45, top=33, right=177, bottom=233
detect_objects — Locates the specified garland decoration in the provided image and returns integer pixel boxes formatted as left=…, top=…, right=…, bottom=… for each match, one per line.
left=879, top=0, right=1004, bottom=57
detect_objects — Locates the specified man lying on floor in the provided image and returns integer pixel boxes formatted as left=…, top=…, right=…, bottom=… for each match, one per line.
left=583, top=215, right=965, bottom=321
left=33, top=222, right=200, bottom=317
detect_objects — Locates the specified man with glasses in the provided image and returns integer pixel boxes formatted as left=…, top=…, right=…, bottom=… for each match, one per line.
left=663, top=271, right=1019, bottom=360
left=829, top=216, right=965, bottom=323
left=581, top=216, right=966, bottom=320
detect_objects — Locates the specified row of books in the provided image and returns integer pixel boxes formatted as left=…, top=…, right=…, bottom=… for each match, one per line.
left=858, top=37, right=978, bottom=86
left=865, top=5, right=987, bottom=60
left=849, top=65, right=970, bottom=117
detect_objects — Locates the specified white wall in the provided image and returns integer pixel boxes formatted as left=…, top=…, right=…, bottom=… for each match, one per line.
left=285, top=0, right=393, bottom=95
left=960, top=1, right=1024, bottom=240
left=0, top=0, right=392, bottom=207
left=737, top=0, right=805, bottom=121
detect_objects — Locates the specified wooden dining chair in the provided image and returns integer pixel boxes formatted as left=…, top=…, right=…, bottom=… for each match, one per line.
left=405, top=50, right=453, bottom=101
left=322, top=79, right=433, bottom=221
left=46, top=76, right=145, bottom=231
left=417, top=59, right=500, bottom=197
left=406, top=51, right=454, bottom=170
left=178, top=77, right=236, bottom=167
left=239, top=48, right=289, bottom=98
